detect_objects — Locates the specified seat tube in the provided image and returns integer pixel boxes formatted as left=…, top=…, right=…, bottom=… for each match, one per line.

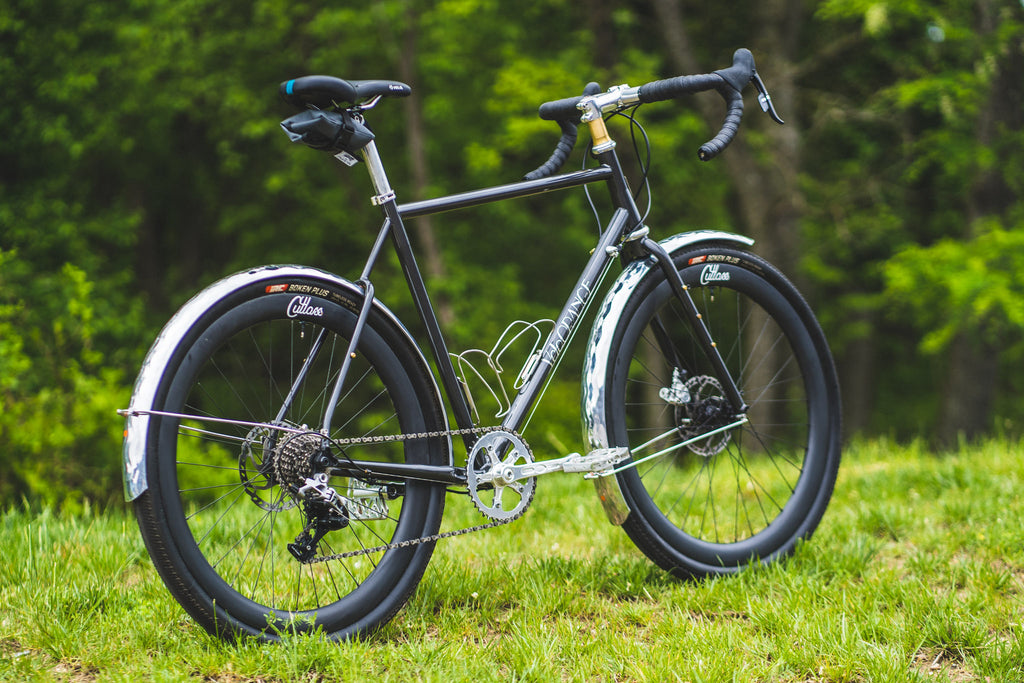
left=359, top=140, right=478, bottom=443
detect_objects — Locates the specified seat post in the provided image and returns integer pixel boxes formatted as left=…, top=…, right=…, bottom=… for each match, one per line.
left=360, top=140, right=396, bottom=206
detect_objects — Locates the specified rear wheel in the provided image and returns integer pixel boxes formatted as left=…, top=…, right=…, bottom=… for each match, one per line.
left=605, top=247, right=840, bottom=576
left=134, top=284, right=447, bottom=640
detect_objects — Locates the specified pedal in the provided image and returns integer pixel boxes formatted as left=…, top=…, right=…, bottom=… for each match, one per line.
left=345, top=482, right=390, bottom=521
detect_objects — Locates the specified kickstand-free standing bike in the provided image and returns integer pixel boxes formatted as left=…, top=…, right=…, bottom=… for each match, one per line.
left=120, top=48, right=841, bottom=641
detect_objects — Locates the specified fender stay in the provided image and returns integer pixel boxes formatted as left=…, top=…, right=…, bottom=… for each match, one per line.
left=581, top=230, right=754, bottom=525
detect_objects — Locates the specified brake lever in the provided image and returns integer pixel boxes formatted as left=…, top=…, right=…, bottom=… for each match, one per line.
left=752, top=72, right=785, bottom=125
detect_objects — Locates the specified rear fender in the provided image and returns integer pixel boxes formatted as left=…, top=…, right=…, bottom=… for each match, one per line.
left=121, top=265, right=449, bottom=501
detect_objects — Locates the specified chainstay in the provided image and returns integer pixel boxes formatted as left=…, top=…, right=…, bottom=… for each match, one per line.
left=306, top=425, right=527, bottom=565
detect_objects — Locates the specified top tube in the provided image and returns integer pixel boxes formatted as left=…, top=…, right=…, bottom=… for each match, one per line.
left=396, top=166, right=613, bottom=219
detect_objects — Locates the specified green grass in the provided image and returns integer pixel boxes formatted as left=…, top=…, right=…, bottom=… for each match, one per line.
left=2, top=438, right=1024, bottom=682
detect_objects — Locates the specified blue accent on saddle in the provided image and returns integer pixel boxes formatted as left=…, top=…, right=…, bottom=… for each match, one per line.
left=286, top=80, right=295, bottom=95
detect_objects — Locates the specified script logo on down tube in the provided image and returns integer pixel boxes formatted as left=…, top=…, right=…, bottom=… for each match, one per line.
left=287, top=295, right=324, bottom=318
left=540, top=279, right=592, bottom=365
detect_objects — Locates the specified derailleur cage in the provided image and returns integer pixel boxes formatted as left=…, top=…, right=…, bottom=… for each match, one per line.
left=288, top=499, right=350, bottom=563
left=287, top=473, right=351, bottom=563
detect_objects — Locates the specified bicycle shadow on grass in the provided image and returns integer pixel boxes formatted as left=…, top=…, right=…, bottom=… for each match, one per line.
left=413, top=551, right=692, bottom=616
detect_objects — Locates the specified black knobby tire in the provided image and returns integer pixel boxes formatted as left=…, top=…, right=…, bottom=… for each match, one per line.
left=605, top=246, right=840, bottom=576
left=134, top=281, right=447, bottom=640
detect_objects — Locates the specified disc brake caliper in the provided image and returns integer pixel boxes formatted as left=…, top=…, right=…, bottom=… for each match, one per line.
left=659, top=367, right=691, bottom=405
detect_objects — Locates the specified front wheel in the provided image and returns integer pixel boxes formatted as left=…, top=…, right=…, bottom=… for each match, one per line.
left=604, top=246, right=840, bottom=576
left=133, top=281, right=448, bottom=640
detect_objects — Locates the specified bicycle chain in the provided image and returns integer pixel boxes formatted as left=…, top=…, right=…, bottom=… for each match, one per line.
left=304, top=425, right=526, bottom=565
left=325, top=424, right=504, bottom=447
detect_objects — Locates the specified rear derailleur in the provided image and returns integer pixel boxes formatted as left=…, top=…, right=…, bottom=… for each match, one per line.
left=287, top=473, right=350, bottom=563
left=286, top=471, right=402, bottom=563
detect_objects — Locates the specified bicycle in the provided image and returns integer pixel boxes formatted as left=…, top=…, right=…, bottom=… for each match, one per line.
left=120, top=48, right=841, bottom=641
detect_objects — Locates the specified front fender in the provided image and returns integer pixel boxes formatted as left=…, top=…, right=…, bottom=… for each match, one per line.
left=581, top=230, right=754, bottom=524
left=121, top=265, right=450, bottom=501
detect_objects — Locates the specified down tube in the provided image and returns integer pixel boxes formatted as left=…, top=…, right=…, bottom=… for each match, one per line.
left=502, top=209, right=631, bottom=433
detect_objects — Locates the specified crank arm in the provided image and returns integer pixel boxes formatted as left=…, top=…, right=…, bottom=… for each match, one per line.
left=497, top=447, right=630, bottom=482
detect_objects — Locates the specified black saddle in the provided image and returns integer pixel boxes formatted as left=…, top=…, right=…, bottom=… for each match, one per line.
left=280, top=76, right=411, bottom=110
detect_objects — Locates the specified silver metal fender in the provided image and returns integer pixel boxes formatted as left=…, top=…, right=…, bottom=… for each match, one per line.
left=121, top=265, right=450, bottom=501
left=581, top=230, right=755, bottom=525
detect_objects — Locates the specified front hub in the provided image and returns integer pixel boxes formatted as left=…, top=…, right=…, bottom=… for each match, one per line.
left=675, top=375, right=734, bottom=457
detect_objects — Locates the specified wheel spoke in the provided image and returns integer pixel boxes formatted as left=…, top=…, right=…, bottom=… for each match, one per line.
left=138, top=291, right=446, bottom=640
left=610, top=251, right=838, bottom=573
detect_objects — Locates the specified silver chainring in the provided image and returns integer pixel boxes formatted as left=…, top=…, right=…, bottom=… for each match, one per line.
left=466, top=430, right=537, bottom=521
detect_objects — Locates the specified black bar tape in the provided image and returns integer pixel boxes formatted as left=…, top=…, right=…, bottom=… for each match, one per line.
left=538, top=96, right=584, bottom=122
left=697, top=88, right=744, bottom=161
left=527, top=83, right=601, bottom=179
left=523, top=120, right=578, bottom=180
left=532, top=49, right=755, bottom=169
left=636, top=73, right=723, bottom=104
left=538, top=82, right=600, bottom=122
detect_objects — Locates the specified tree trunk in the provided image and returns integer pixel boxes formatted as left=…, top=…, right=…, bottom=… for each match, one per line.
left=650, top=0, right=803, bottom=277
left=938, top=333, right=999, bottom=445
left=838, top=313, right=877, bottom=435
left=398, top=11, right=454, bottom=328
left=651, top=0, right=808, bottom=434
left=937, top=0, right=1023, bottom=444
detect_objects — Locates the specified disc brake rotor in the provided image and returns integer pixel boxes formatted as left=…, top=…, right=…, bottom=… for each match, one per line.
left=678, top=375, right=733, bottom=457
left=238, top=424, right=294, bottom=511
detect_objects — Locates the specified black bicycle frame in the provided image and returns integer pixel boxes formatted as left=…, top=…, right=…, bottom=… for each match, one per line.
left=314, top=141, right=745, bottom=486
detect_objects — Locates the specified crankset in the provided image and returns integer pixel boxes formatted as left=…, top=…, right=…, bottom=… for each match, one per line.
left=466, top=430, right=537, bottom=521
left=267, top=424, right=628, bottom=563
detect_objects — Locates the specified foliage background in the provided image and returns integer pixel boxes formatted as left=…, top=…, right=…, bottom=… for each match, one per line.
left=1, top=0, right=1023, bottom=509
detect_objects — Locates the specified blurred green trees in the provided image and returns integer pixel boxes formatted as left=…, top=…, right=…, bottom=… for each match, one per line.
left=1, top=0, right=1022, bottom=507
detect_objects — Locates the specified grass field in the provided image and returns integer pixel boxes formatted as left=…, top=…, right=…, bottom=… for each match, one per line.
left=2, top=438, right=1023, bottom=682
